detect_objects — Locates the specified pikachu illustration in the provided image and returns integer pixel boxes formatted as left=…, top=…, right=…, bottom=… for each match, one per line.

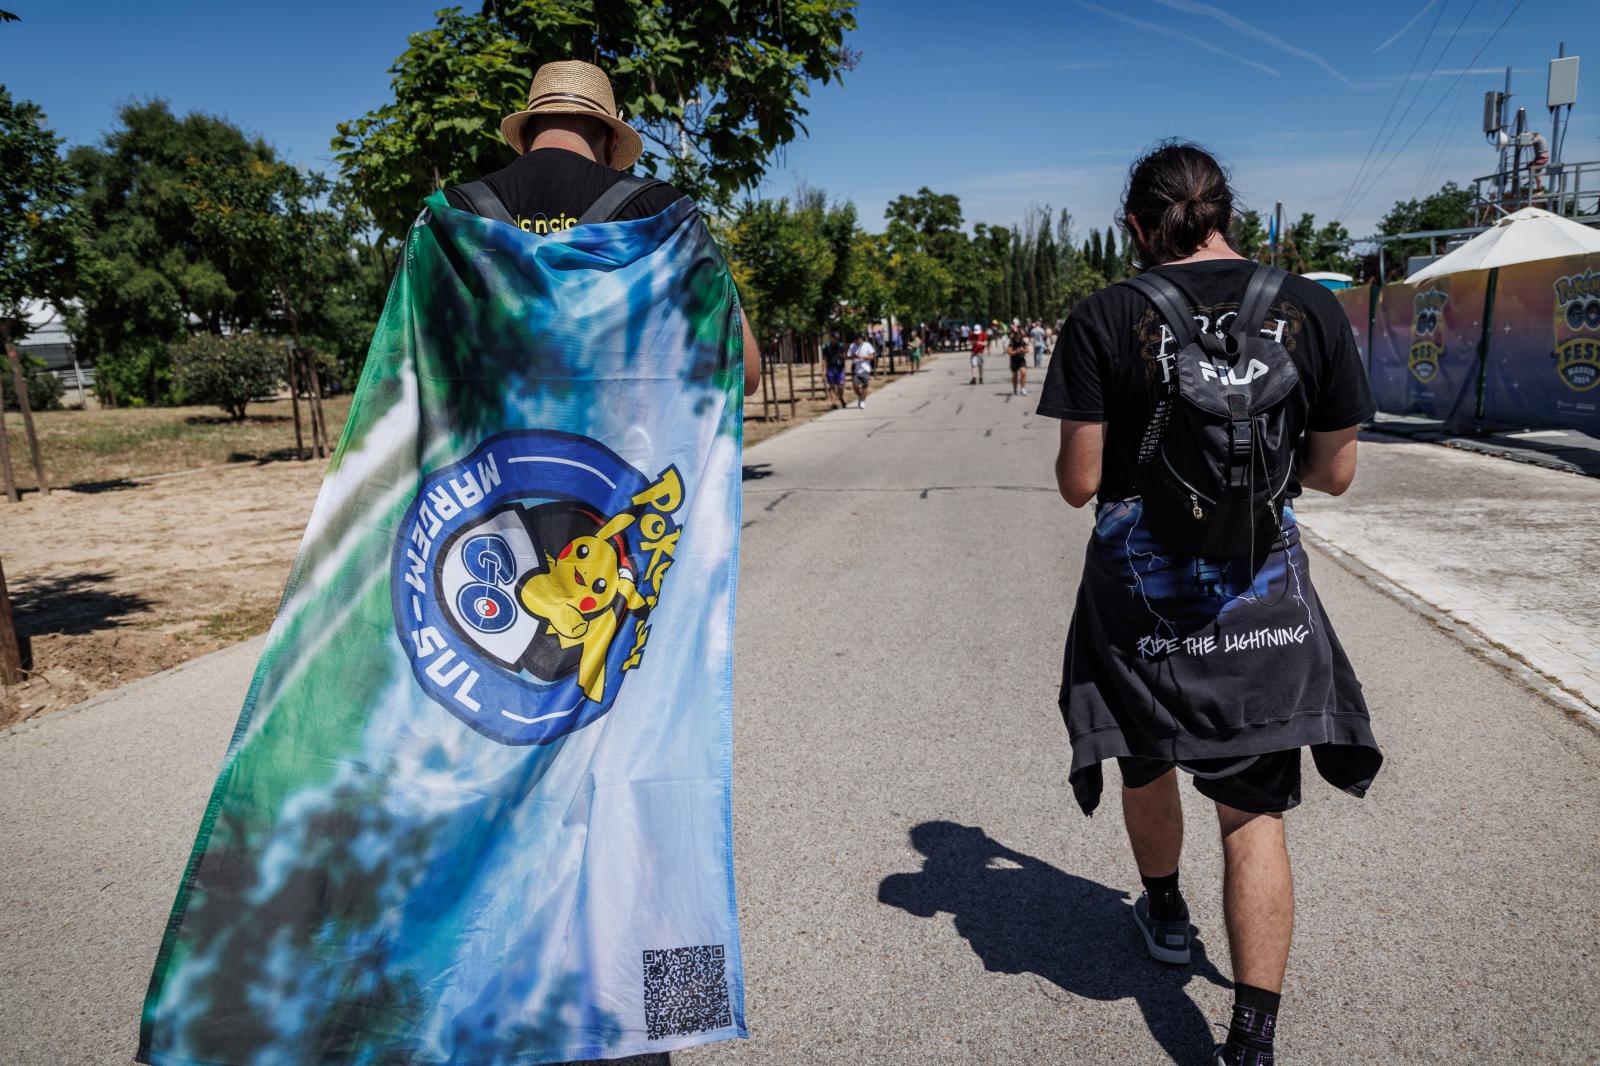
left=518, top=510, right=656, bottom=703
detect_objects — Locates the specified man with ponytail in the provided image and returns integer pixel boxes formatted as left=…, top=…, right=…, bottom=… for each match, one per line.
left=1037, top=140, right=1383, bottom=1066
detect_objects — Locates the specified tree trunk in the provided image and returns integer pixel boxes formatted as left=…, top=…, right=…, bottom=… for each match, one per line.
left=280, top=290, right=327, bottom=458
left=2, top=323, right=49, bottom=497
left=0, top=556, right=22, bottom=686
left=303, top=351, right=328, bottom=459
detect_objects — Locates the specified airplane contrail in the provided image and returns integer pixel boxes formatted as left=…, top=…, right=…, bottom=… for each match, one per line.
left=1147, top=0, right=1357, bottom=87
left=1075, top=1, right=1282, bottom=78
left=1374, top=0, right=1441, bottom=54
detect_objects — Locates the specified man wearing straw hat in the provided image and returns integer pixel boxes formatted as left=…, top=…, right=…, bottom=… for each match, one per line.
left=445, top=59, right=760, bottom=384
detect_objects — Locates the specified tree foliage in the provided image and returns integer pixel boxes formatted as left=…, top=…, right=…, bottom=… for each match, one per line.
left=64, top=100, right=382, bottom=404
left=1375, top=181, right=1474, bottom=271
left=171, top=332, right=284, bottom=420
left=0, top=352, right=64, bottom=411
left=65, top=101, right=284, bottom=404
left=0, top=86, right=76, bottom=327
left=725, top=194, right=835, bottom=339
left=334, top=0, right=859, bottom=241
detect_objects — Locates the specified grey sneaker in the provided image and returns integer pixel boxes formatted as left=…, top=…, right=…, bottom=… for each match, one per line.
left=1133, top=891, right=1191, bottom=964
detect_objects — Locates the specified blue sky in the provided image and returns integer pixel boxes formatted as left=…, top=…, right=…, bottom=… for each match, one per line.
left=4, top=0, right=1595, bottom=242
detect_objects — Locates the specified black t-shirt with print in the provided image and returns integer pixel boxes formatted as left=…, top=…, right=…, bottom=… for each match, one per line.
left=1037, top=259, right=1376, bottom=503
left=443, top=147, right=685, bottom=233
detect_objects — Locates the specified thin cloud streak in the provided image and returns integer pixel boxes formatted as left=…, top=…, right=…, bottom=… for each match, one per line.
left=1374, top=0, right=1439, bottom=54
left=1074, top=1, right=1281, bottom=78
left=1146, top=0, right=1355, bottom=87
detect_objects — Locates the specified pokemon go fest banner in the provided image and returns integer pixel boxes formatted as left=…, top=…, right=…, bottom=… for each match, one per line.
left=1335, top=250, right=1600, bottom=433
left=138, top=192, right=748, bottom=1066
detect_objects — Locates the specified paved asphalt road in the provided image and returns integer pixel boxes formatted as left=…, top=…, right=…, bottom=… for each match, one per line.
left=3, top=357, right=1597, bottom=1065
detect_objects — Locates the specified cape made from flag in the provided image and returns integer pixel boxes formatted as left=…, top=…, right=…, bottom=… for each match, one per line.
left=138, top=192, right=747, bottom=1065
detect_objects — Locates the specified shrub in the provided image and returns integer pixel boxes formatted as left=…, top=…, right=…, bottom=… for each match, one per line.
left=171, top=333, right=284, bottom=421
left=1, top=351, right=65, bottom=411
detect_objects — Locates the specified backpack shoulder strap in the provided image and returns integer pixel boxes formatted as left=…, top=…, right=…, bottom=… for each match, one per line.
left=451, top=180, right=516, bottom=226
left=1122, top=272, right=1198, bottom=350
left=1230, top=265, right=1289, bottom=345
left=578, top=175, right=668, bottom=225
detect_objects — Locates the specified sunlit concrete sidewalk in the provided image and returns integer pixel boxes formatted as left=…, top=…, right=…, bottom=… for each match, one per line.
left=1295, top=431, right=1600, bottom=719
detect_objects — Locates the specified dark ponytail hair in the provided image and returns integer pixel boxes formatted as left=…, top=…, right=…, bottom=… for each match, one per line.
left=1119, top=140, right=1235, bottom=266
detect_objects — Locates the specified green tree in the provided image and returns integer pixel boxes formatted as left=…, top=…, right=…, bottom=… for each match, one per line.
left=970, top=223, right=1010, bottom=323
left=0, top=86, right=77, bottom=338
left=885, top=187, right=966, bottom=266
left=334, top=0, right=860, bottom=241
left=0, top=352, right=64, bottom=412
left=1229, top=209, right=1266, bottom=261
left=171, top=332, right=284, bottom=421
left=841, top=232, right=892, bottom=335
left=887, top=247, right=953, bottom=328
left=807, top=190, right=858, bottom=334
left=726, top=196, right=834, bottom=341
left=1103, top=225, right=1121, bottom=279
left=1308, top=219, right=1356, bottom=274
left=1376, top=181, right=1474, bottom=275
left=67, top=101, right=282, bottom=404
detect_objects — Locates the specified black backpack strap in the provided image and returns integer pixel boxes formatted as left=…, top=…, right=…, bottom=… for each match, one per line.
left=1123, top=272, right=1198, bottom=351
left=1122, top=272, right=1197, bottom=470
left=451, top=180, right=516, bottom=226
left=578, top=175, right=667, bottom=225
left=1230, top=265, right=1289, bottom=345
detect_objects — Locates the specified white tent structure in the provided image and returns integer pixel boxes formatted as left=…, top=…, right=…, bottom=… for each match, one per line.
left=1405, top=207, right=1600, bottom=284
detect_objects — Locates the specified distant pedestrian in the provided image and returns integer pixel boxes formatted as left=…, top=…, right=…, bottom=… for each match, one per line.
left=1007, top=329, right=1029, bottom=396
left=908, top=330, right=924, bottom=373
left=1030, top=320, right=1047, bottom=367
left=1037, top=140, right=1382, bottom=1066
left=849, top=333, right=875, bottom=408
left=1529, top=130, right=1551, bottom=194
left=960, top=322, right=971, bottom=349
left=821, top=333, right=848, bottom=408
left=969, top=325, right=986, bottom=385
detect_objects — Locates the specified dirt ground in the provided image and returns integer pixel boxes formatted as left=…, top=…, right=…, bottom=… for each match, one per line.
left=0, top=353, right=942, bottom=728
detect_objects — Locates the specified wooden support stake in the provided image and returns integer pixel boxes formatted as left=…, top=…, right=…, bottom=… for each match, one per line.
left=0, top=557, right=22, bottom=686
left=786, top=333, right=797, bottom=419
left=0, top=395, right=18, bottom=503
left=303, top=351, right=329, bottom=458
left=287, top=349, right=306, bottom=460
left=2, top=324, right=49, bottom=496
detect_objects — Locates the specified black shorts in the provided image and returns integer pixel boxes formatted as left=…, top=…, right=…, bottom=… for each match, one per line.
left=1009, top=354, right=1027, bottom=372
left=1118, top=749, right=1302, bottom=814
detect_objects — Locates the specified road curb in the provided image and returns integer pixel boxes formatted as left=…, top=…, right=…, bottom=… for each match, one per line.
left=0, top=634, right=267, bottom=743
left=1301, top=524, right=1600, bottom=733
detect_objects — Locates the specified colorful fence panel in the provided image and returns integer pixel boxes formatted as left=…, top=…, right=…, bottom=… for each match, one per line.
left=1481, top=253, right=1600, bottom=429
left=1333, top=250, right=1600, bottom=434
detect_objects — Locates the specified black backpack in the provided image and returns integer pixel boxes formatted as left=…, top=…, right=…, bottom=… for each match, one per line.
left=450, top=173, right=670, bottom=226
left=1121, top=265, right=1306, bottom=559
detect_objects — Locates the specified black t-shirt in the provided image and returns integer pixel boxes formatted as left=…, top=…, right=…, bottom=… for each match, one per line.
left=823, top=340, right=846, bottom=371
left=442, top=147, right=684, bottom=232
left=1037, top=259, right=1376, bottom=503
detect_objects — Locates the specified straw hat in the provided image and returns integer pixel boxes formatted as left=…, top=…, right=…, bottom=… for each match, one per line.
left=499, top=60, right=644, bottom=170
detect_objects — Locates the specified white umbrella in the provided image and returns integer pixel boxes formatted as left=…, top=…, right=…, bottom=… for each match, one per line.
left=1405, top=207, right=1600, bottom=284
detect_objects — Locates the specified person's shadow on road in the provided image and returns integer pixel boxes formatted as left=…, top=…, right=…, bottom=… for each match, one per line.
left=879, top=821, right=1227, bottom=1063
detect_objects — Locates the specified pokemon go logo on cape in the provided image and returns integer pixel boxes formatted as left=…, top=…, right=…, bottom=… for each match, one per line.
left=391, top=430, right=686, bottom=744
left=1409, top=288, right=1447, bottom=384
left=1553, top=270, right=1600, bottom=392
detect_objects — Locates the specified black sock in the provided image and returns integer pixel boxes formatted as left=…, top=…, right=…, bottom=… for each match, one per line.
left=1140, top=870, right=1185, bottom=921
left=1221, top=984, right=1280, bottom=1065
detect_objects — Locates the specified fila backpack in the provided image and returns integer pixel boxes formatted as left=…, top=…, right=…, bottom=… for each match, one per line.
left=1121, top=265, right=1307, bottom=558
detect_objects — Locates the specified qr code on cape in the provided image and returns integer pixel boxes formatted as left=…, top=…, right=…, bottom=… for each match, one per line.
left=643, top=944, right=732, bottom=1039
